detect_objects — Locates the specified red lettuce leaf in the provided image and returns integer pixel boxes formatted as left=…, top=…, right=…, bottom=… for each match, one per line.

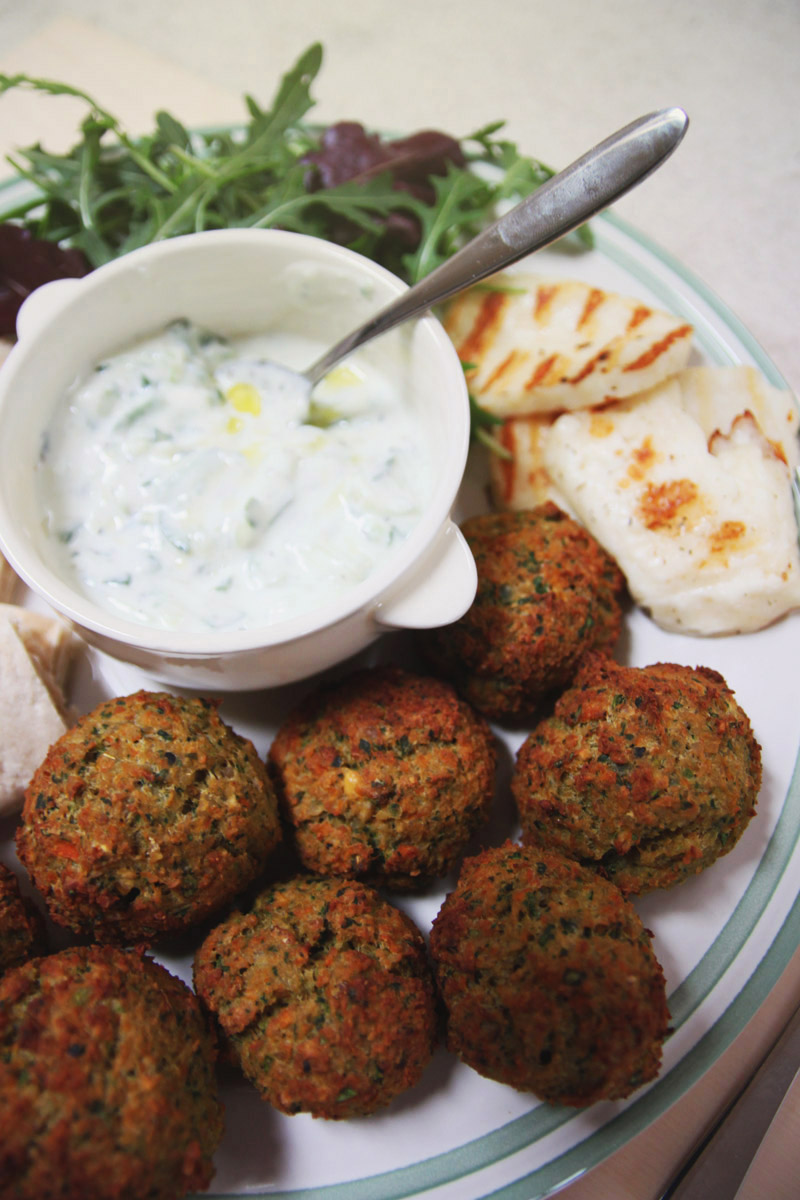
left=0, top=224, right=91, bottom=338
left=303, top=122, right=466, bottom=252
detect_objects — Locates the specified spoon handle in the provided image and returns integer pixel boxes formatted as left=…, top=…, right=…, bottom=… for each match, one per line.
left=306, top=106, right=688, bottom=385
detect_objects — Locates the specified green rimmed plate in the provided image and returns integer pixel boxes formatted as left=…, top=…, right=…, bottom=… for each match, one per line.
left=1, top=170, right=798, bottom=1200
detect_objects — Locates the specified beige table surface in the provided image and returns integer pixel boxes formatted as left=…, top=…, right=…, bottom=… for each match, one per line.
left=1, top=7, right=799, bottom=1199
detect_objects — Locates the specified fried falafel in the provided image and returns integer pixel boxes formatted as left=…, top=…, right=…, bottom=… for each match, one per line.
left=0, top=863, right=47, bottom=975
left=429, top=841, right=669, bottom=1106
left=17, top=690, right=281, bottom=943
left=512, top=654, right=762, bottom=894
left=194, top=876, right=437, bottom=1119
left=268, top=666, right=496, bottom=889
left=0, top=945, right=223, bottom=1200
left=419, top=504, right=626, bottom=722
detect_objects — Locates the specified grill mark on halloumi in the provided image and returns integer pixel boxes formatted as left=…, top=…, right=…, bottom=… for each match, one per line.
left=628, top=436, right=658, bottom=481
left=495, top=422, right=518, bottom=507
left=707, top=521, right=748, bottom=561
left=534, top=283, right=558, bottom=319
left=627, top=304, right=652, bottom=331
left=454, top=290, right=509, bottom=365
left=637, top=478, right=701, bottom=530
left=568, top=346, right=612, bottom=385
left=484, top=349, right=523, bottom=390
left=524, top=353, right=559, bottom=390
left=443, top=273, right=694, bottom=415
left=578, top=287, right=606, bottom=329
left=623, top=324, right=693, bottom=373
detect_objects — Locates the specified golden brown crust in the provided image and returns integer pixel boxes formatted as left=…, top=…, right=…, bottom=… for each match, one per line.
left=429, top=841, right=669, bottom=1105
left=419, top=504, right=626, bottom=721
left=0, top=945, right=223, bottom=1199
left=512, top=654, right=762, bottom=893
left=18, top=690, right=282, bottom=943
left=0, top=863, right=47, bottom=975
left=194, top=877, right=437, bottom=1119
left=268, top=666, right=496, bottom=889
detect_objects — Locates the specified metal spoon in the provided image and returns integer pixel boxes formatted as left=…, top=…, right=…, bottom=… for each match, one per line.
left=299, top=106, right=688, bottom=389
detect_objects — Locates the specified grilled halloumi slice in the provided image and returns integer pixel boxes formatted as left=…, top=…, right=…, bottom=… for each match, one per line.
left=488, top=412, right=567, bottom=511
left=543, top=366, right=800, bottom=635
left=489, top=365, right=800, bottom=515
left=444, top=273, right=694, bottom=415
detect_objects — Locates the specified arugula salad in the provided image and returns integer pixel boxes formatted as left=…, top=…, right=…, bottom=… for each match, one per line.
left=0, top=41, right=590, bottom=447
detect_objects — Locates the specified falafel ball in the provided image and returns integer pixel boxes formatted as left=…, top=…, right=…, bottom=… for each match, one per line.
left=17, top=690, right=281, bottom=944
left=194, top=876, right=437, bottom=1119
left=419, top=503, right=626, bottom=722
left=0, top=945, right=223, bottom=1199
left=268, top=666, right=496, bottom=889
left=512, top=654, right=762, bottom=895
left=429, top=841, right=669, bottom=1106
left=0, top=863, right=47, bottom=974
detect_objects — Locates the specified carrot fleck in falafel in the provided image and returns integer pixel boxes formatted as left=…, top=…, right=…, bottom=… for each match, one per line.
left=268, top=666, right=496, bottom=889
left=429, top=841, right=669, bottom=1106
left=194, top=876, right=438, bottom=1119
left=512, top=654, right=762, bottom=894
left=0, top=862, right=47, bottom=975
left=419, top=503, right=626, bottom=722
left=0, top=945, right=223, bottom=1200
left=17, top=690, right=281, bottom=943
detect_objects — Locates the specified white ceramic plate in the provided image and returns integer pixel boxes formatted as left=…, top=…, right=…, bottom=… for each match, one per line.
left=1, top=185, right=799, bottom=1200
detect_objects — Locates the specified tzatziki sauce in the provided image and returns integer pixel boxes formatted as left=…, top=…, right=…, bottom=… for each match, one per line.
left=36, top=319, right=433, bottom=633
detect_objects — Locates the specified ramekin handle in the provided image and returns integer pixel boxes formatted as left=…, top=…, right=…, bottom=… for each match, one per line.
left=373, top=520, right=477, bottom=631
left=16, top=278, right=85, bottom=342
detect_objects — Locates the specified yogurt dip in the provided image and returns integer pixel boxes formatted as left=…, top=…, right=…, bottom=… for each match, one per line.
left=36, top=319, right=433, bottom=633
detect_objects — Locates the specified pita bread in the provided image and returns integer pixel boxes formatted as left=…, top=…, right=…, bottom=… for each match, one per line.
left=0, top=618, right=70, bottom=816
left=0, top=603, right=78, bottom=700
left=444, top=273, right=693, bottom=416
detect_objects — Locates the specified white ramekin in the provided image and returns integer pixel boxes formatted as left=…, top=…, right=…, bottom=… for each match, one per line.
left=0, top=229, right=475, bottom=689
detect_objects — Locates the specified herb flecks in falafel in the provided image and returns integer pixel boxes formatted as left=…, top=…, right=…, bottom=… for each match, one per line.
left=512, top=655, right=762, bottom=893
left=0, top=863, right=47, bottom=975
left=194, top=876, right=438, bottom=1119
left=429, top=841, right=669, bottom=1106
left=268, top=666, right=496, bottom=888
left=0, top=945, right=223, bottom=1199
left=17, top=690, right=282, bottom=943
left=419, top=503, right=626, bottom=722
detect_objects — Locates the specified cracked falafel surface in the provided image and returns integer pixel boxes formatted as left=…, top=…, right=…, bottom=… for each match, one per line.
left=17, top=690, right=281, bottom=943
left=512, top=655, right=762, bottom=894
left=193, top=876, right=437, bottom=1119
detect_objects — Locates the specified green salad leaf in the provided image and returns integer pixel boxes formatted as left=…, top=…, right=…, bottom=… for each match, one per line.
left=0, top=41, right=591, bottom=279
left=0, top=42, right=593, bottom=447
